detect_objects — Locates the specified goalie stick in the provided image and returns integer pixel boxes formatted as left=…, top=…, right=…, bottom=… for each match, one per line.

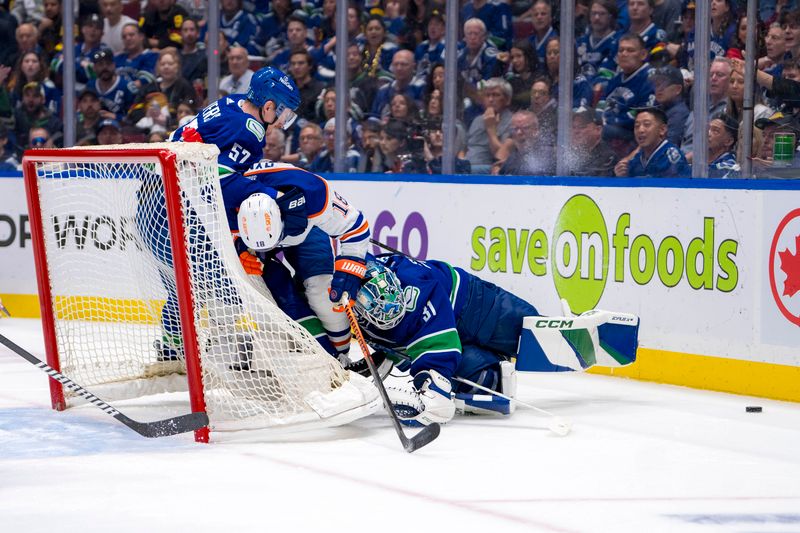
left=341, top=299, right=440, bottom=453
left=0, top=333, right=209, bottom=438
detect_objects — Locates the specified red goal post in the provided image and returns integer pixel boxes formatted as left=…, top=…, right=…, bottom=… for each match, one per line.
left=22, top=143, right=377, bottom=442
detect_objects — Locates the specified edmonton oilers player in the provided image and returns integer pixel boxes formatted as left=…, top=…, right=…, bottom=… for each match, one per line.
left=170, top=65, right=367, bottom=363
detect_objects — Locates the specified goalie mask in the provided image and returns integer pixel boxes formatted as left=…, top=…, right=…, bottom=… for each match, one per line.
left=354, top=260, right=406, bottom=329
left=237, top=193, right=283, bottom=251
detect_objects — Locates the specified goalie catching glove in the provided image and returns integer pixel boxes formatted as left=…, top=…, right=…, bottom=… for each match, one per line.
left=387, top=369, right=455, bottom=427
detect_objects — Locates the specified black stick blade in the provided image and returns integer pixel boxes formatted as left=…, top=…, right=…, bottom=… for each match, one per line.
left=125, top=411, right=210, bottom=438
left=404, top=422, right=441, bottom=453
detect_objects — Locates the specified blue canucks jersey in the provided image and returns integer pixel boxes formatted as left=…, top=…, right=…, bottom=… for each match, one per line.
left=221, top=9, right=259, bottom=51
left=628, top=139, right=690, bottom=177
left=114, top=50, right=158, bottom=87
left=709, top=151, right=740, bottom=178
left=414, top=40, right=445, bottom=77
left=461, top=1, right=513, bottom=50
left=169, top=94, right=266, bottom=178
left=358, top=255, right=470, bottom=380
left=577, top=30, right=621, bottom=81
left=529, top=27, right=557, bottom=61
left=87, top=75, right=138, bottom=122
left=457, top=42, right=502, bottom=88
left=600, top=63, right=655, bottom=134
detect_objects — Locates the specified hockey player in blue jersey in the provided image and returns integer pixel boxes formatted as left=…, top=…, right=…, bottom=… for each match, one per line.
left=351, top=253, right=538, bottom=427
left=144, top=66, right=304, bottom=363
left=350, top=253, right=638, bottom=427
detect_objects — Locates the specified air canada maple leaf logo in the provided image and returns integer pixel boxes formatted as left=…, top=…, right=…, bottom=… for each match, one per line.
left=778, top=235, right=800, bottom=298
left=769, top=209, right=800, bottom=326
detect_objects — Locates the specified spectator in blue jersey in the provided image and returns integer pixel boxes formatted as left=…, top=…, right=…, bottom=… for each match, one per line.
left=73, top=14, right=108, bottom=88
left=252, top=0, right=293, bottom=60
left=220, top=0, right=258, bottom=52
left=140, top=0, right=189, bottom=49
left=115, top=23, right=158, bottom=89
left=382, top=0, right=427, bottom=50
left=709, top=0, right=737, bottom=57
left=652, top=0, right=682, bottom=41
left=626, top=0, right=667, bottom=55
left=707, top=112, right=740, bottom=178
left=527, top=0, right=557, bottom=60
left=414, top=10, right=445, bottom=78
left=458, top=18, right=503, bottom=118
left=87, top=48, right=138, bottom=122
left=649, top=65, right=689, bottom=147
left=614, top=107, right=689, bottom=177
left=270, top=15, right=319, bottom=73
left=371, top=49, right=425, bottom=120
left=219, top=45, right=253, bottom=96
left=179, top=18, right=207, bottom=90
left=579, top=0, right=621, bottom=87
left=599, top=33, right=655, bottom=157
left=544, top=37, right=594, bottom=110
left=462, top=0, right=513, bottom=51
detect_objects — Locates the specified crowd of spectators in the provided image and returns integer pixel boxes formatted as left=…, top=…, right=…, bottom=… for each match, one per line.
left=2, top=0, right=800, bottom=177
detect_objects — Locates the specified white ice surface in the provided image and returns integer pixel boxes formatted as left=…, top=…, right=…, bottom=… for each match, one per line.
left=2, top=318, right=800, bottom=533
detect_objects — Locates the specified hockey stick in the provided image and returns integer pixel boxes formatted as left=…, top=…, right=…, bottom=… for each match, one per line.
left=452, top=376, right=571, bottom=436
left=341, top=299, right=440, bottom=453
left=0, top=333, right=209, bottom=438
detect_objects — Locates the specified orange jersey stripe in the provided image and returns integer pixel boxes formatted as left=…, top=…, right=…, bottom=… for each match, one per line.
left=340, top=220, right=369, bottom=242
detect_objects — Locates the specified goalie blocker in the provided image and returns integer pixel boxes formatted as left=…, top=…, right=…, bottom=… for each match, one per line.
left=516, top=309, right=639, bottom=372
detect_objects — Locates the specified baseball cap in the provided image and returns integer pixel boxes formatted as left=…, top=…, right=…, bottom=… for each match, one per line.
left=572, top=107, right=603, bottom=126
left=23, top=81, right=43, bottom=95
left=95, top=118, right=121, bottom=135
left=649, top=65, right=684, bottom=88
left=92, top=48, right=114, bottom=64
left=755, top=111, right=800, bottom=131
left=79, top=87, right=99, bottom=100
left=81, top=13, right=103, bottom=28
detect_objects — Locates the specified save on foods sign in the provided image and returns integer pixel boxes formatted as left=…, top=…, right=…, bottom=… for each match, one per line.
left=337, top=179, right=799, bottom=380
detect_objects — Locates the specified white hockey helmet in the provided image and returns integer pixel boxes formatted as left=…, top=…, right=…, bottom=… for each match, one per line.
left=237, top=193, right=283, bottom=251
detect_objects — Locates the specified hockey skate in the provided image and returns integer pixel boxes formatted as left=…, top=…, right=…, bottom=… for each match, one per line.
left=144, top=336, right=187, bottom=377
left=209, top=331, right=285, bottom=402
left=454, top=360, right=517, bottom=416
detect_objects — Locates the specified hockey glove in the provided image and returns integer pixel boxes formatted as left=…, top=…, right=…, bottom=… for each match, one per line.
left=275, top=187, right=308, bottom=238
left=330, top=256, right=366, bottom=303
left=233, top=234, right=263, bottom=275
left=389, top=370, right=455, bottom=427
left=180, top=126, right=203, bottom=143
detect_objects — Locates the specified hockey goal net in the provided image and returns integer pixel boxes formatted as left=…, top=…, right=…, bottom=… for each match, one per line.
left=22, top=143, right=377, bottom=442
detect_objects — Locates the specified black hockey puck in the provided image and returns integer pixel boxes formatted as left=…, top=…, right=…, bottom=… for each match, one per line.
left=745, top=406, right=762, bottom=413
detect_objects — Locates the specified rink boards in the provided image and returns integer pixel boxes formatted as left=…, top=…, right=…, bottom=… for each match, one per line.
left=2, top=172, right=799, bottom=402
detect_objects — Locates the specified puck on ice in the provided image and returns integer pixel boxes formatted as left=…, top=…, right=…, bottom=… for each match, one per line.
left=745, top=406, right=762, bottom=413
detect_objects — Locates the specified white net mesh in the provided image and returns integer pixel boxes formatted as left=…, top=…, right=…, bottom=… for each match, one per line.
left=27, top=143, right=376, bottom=435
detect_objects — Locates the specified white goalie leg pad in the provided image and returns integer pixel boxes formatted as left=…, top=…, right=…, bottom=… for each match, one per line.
left=500, top=360, right=517, bottom=414
left=516, top=310, right=639, bottom=372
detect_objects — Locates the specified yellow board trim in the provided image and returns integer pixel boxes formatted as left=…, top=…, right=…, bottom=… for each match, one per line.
left=590, top=348, right=800, bottom=403
left=0, top=294, right=163, bottom=324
